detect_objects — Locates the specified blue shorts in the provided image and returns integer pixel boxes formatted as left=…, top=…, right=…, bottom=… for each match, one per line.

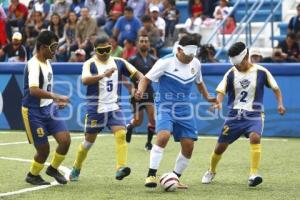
left=21, top=104, right=68, bottom=145
left=218, top=110, right=264, bottom=144
left=156, top=105, right=198, bottom=142
left=85, top=109, right=126, bottom=134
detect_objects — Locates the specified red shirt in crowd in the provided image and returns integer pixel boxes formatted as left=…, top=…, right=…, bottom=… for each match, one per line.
left=8, top=2, right=28, bottom=20
left=122, top=46, right=137, bottom=60
left=191, top=3, right=203, bottom=16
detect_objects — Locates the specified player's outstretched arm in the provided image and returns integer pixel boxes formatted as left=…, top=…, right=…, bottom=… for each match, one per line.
left=29, top=87, right=69, bottom=108
left=132, top=71, right=144, bottom=82
left=272, top=88, right=286, bottom=115
left=82, top=67, right=117, bottom=85
left=135, top=76, right=150, bottom=100
left=196, top=82, right=216, bottom=103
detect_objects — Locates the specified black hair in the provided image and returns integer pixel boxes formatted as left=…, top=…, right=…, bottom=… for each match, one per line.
left=198, top=44, right=216, bottom=62
left=297, top=3, right=300, bottom=9
left=36, top=30, right=58, bottom=51
left=139, top=33, right=149, bottom=38
left=124, top=6, right=133, bottom=13
left=141, top=15, right=152, bottom=23
left=94, top=36, right=110, bottom=47
left=287, top=32, right=296, bottom=40
left=228, top=41, right=247, bottom=57
left=49, top=13, right=64, bottom=38
left=110, top=35, right=118, bottom=42
left=125, top=39, right=135, bottom=45
left=178, top=35, right=198, bottom=46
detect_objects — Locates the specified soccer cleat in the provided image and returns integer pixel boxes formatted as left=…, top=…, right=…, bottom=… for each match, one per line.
left=145, top=176, right=157, bottom=188
left=248, top=175, right=263, bottom=187
left=115, top=167, right=131, bottom=180
left=202, top=170, right=216, bottom=184
left=177, top=182, right=188, bottom=189
left=25, top=172, right=50, bottom=185
left=46, top=165, right=67, bottom=184
left=69, top=167, right=81, bottom=182
left=144, top=142, right=153, bottom=151
left=126, top=124, right=134, bottom=143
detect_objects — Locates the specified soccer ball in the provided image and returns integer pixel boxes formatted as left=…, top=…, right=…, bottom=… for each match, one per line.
left=159, top=172, right=179, bottom=192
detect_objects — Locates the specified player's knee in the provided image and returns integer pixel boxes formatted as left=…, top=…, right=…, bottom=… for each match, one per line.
left=249, top=132, right=261, bottom=144
left=214, top=143, right=228, bottom=155
left=58, top=134, right=71, bottom=149
left=132, top=118, right=142, bottom=126
left=85, top=133, right=97, bottom=143
left=156, top=137, right=169, bottom=148
left=36, top=145, right=50, bottom=159
left=181, top=145, right=194, bottom=158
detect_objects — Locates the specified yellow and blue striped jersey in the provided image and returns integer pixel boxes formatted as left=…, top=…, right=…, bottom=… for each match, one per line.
left=82, top=56, right=137, bottom=114
left=22, top=55, right=53, bottom=108
left=216, top=64, right=279, bottom=111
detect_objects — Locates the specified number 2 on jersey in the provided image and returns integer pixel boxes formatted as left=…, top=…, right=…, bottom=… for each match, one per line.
left=106, top=80, right=113, bottom=92
left=240, top=91, right=248, bottom=102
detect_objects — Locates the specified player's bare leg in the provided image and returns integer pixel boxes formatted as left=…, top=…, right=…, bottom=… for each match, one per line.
left=248, top=132, right=262, bottom=187
left=26, top=143, right=50, bottom=185
left=111, top=126, right=131, bottom=180
left=46, top=131, right=70, bottom=184
left=202, top=143, right=229, bottom=184
left=70, top=133, right=97, bottom=181
left=145, top=131, right=171, bottom=187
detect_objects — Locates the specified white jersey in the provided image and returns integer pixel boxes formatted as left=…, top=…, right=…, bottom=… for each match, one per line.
left=82, top=56, right=137, bottom=113
left=22, top=55, right=53, bottom=108
left=216, top=64, right=279, bottom=111
left=146, top=54, right=203, bottom=103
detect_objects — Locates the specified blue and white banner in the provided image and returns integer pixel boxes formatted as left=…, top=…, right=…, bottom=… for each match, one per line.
left=0, top=62, right=299, bottom=137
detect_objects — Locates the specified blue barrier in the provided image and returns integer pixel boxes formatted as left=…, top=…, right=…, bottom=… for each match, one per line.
left=0, top=62, right=299, bottom=137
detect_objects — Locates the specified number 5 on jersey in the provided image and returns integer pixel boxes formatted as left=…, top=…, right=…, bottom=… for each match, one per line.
left=107, top=80, right=113, bottom=92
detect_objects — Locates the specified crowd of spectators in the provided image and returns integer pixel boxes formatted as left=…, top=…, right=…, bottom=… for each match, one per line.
left=0, top=0, right=299, bottom=63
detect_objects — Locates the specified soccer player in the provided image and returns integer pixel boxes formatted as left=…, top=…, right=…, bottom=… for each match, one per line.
left=21, top=30, right=71, bottom=185
left=201, top=42, right=286, bottom=187
left=69, top=36, right=144, bottom=181
left=125, top=34, right=157, bottom=151
left=135, top=35, right=216, bottom=188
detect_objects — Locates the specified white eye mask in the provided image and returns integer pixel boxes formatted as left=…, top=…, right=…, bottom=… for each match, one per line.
left=229, top=48, right=247, bottom=65
left=177, top=44, right=198, bottom=57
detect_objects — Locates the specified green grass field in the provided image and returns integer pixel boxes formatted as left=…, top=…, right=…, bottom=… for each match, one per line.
left=0, top=132, right=299, bottom=200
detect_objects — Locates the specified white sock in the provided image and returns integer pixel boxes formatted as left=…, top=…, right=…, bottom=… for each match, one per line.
left=149, top=144, right=164, bottom=169
left=174, top=151, right=190, bottom=176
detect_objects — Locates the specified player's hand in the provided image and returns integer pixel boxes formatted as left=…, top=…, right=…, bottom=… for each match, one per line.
left=134, top=90, right=143, bottom=100
left=54, top=95, right=70, bottom=109
left=209, top=102, right=222, bottom=111
left=278, top=104, right=286, bottom=115
left=104, top=68, right=117, bottom=78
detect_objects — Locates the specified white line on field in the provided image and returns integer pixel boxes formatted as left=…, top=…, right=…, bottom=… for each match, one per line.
left=0, top=156, right=70, bottom=197
left=0, top=136, right=85, bottom=146
left=0, top=133, right=288, bottom=146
